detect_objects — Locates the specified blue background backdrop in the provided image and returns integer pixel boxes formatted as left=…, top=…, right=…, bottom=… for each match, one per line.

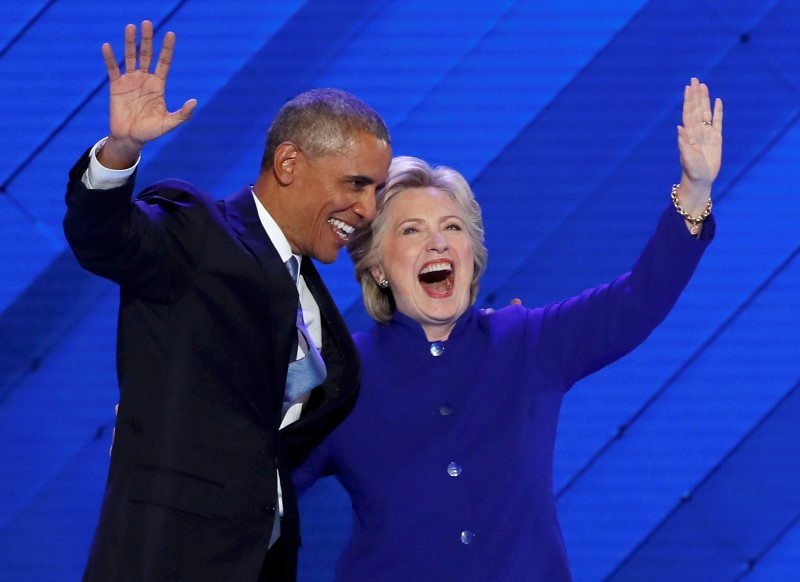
left=0, top=1, right=798, bottom=580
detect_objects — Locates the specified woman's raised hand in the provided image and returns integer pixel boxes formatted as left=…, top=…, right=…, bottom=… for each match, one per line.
left=675, top=78, right=723, bottom=217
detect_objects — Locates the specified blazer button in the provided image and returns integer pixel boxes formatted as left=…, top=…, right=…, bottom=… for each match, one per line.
left=265, top=504, right=276, bottom=515
left=447, top=462, right=462, bottom=477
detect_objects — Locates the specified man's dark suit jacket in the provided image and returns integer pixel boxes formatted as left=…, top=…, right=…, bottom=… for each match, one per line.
left=63, top=151, right=360, bottom=581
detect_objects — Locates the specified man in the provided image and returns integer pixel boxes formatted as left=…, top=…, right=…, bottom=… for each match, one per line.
left=63, top=21, right=392, bottom=581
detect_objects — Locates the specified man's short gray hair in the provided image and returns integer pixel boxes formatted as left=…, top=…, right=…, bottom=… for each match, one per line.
left=262, top=88, right=390, bottom=169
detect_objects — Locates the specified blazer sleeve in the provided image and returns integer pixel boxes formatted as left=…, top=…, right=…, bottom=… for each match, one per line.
left=291, top=437, right=336, bottom=496
left=533, top=204, right=715, bottom=388
left=63, top=150, right=210, bottom=302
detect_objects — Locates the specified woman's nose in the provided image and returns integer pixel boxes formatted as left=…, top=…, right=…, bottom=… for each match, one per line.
left=428, top=231, right=448, bottom=252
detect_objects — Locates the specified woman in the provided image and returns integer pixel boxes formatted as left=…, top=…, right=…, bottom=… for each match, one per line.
left=294, top=78, right=721, bottom=580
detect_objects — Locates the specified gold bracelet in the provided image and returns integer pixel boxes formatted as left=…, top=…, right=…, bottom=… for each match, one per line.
left=671, top=183, right=712, bottom=235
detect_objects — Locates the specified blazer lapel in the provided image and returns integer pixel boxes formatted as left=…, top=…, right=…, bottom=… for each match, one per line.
left=222, top=188, right=359, bottom=433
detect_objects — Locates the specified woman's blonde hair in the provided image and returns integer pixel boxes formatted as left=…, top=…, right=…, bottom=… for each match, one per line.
left=347, top=156, right=488, bottom=324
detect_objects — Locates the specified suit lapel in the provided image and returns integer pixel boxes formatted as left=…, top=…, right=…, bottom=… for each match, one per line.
left=222, top=186, right=299, bottom=304
left=295, top=259, right=360, bottom=418
left=221, top=187, right=297, bottom=419
left=222, top=187, right=358, bottom=428
left=223, top=187, right=292, bottom=285
left=300, top=259, right=348, bottom=361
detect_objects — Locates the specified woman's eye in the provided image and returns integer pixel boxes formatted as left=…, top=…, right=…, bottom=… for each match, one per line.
left=446, top=223, right=462, bottom=231
left=402, top=227, right=417, bottom=235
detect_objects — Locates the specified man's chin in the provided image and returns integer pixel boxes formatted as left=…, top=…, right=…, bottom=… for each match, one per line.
left=312, top=245, right=342, bottom=265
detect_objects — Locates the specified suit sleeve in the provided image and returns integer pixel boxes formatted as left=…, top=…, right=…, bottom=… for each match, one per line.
left=63, top=149, right=210, bottom=302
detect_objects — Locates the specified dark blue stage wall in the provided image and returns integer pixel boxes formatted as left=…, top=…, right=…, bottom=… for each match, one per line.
left=1, top=1, right=798, bottom=580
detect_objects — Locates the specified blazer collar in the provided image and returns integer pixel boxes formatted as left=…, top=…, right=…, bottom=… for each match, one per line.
left=223, top=186, right=294, bottom=284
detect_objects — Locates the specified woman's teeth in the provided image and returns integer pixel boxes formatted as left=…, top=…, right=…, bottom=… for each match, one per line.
left=419, top=262, right=452, bottom=275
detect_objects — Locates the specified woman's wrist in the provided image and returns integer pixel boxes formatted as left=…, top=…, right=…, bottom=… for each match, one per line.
left=671, top=182, right=712, bottom=236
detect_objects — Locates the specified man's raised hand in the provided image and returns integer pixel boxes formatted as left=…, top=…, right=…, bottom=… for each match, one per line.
left=99, top=20, right=197, bottom=168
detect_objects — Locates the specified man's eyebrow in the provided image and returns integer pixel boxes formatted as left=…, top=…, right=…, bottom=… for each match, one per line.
left=343, top=174, right=377, bottom=184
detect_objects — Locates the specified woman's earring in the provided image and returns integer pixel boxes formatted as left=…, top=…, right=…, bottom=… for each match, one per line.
left=378, top=279, right=390, bottom=289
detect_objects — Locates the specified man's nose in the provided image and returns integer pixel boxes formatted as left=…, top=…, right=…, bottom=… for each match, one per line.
left=353, top=188, right=377, bottom=223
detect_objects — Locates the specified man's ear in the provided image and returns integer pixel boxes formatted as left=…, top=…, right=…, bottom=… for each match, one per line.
left=273, top=142, right=300, bottom=186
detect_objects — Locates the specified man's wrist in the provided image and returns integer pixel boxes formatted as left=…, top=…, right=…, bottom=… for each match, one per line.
left=83, top=137, right=140, bottom=190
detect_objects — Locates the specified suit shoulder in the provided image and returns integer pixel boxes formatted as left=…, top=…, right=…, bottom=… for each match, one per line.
left=136, top=179, right=215, bottom=209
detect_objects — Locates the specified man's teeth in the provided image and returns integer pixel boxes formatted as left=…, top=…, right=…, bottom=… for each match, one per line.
left=419, top=262, right=453, bottom=275
left=328, top=218, right=355, bottom=239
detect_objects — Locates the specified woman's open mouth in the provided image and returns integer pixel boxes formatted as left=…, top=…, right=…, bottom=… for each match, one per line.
left=418, top=260, right=454, bottom=297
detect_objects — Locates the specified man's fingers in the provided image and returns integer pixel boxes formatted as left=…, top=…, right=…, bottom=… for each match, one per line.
left=154, top=31, right=176, bottom=80
left=102, top=43, right=120, bottom=82
left=175, top=99, right=197, bottom=123
left=124, top=23, right=137, bottom=74
left=139, top=20, right=154, bottom=73
left=180, top=98, right=198, bottom=119
left=165, top=99, right=198, bottom=131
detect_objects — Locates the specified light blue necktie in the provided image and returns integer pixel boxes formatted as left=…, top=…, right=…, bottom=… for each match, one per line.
left=284, top=257, right=327, bottom=413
